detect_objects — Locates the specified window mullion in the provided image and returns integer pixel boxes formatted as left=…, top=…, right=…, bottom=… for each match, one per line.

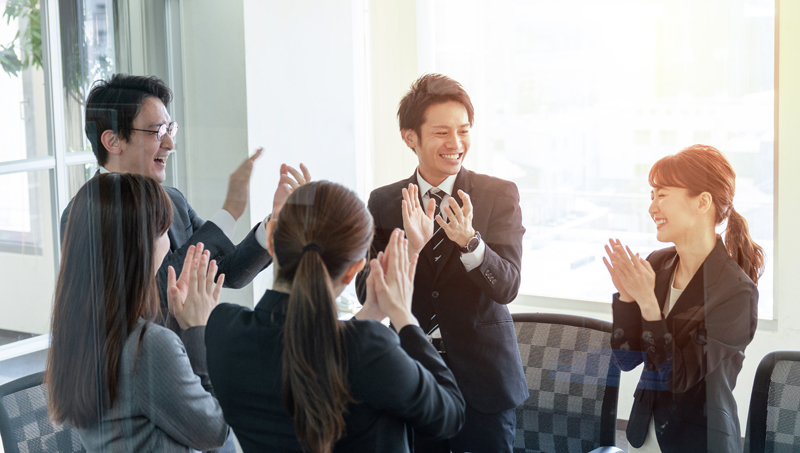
left=40, top=0, right=69, bottom=271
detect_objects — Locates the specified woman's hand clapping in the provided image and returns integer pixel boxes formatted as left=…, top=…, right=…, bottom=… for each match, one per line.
left=167, top=243, right=225, bottom=330
left=603, top=238, right=661, bottom=320
left=366, top=229, right=420, bottom=332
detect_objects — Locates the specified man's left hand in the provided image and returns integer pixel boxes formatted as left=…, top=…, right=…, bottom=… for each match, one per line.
left=222, top=148, right=263, bottom=220
left=436, top=189, right=476, bottom=248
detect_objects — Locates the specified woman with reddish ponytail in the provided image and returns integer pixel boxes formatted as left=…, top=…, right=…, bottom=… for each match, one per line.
left=205, top=180, right=465, bottom=453
left=604, top=144, right=763, bottom=453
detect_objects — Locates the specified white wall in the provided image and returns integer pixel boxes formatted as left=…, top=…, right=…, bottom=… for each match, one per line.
left=242, top=0, right=365, bottom=303
left=178, top=0, right=253, bottom=307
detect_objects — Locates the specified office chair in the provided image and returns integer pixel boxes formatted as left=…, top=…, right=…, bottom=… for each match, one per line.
left=0, top=371, right=85, bottom=453
left=744, top=351, right=800, bottom=453
left=512, top=313, right=622, bottom=453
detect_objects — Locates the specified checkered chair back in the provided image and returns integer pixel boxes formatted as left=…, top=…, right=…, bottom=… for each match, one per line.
left=0, top=372, right=86, bottom=453
left=513, top=313, right=620, bottom=453
left=744, top=351, right=800, bottom=453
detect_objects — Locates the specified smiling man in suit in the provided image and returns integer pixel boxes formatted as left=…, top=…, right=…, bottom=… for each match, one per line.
left=357, top=74, right=528, bottom=453
left=60, top=74, right=308, bottom=333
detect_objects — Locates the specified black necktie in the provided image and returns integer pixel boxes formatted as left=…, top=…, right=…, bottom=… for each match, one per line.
left=428, top=187, right=446, bottom=265
left=426, top=187, right=446, bottom=336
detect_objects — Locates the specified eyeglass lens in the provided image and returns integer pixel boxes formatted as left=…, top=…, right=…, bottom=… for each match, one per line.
left=157, top=122, right=179, bottom=140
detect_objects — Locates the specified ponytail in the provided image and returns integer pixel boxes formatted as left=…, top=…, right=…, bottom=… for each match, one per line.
left=724, top=207, right=765, bottom=284
left=281, top=247, right=353, bottom=453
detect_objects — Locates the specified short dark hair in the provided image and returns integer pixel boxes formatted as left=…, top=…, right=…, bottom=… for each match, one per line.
left=85, top=74, right=172, bottom=166
left=397, top=73, right=474, bottom=142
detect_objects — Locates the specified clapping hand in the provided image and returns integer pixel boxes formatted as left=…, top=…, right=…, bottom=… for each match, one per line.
left=603, top=239, right=660, bottom=320
left=368, top=229, right=420, bottom=332
left=272, top=163, right=312, bottom=220
left=356, top=250, right=390, bottom=322
left=437, top=189, right=476, bottom=248
left=222, top=148, right=263, bottom=220
left=167, top=243, right=225, bottom=330
left=402, top=184, right=436, bottom=255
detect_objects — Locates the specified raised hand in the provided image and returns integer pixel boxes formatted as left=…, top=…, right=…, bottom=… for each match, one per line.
left=222, top=148, right=263, bottom=220
left=355, top=251, right=389, bottom=322
left=401, top=184, right=436, bottom=255
left=168, top=243, right=225, bottom=330
left=603, top=239, right=660, bottom=320
left=370, top=229, right=420, bottom=332
left=272, top=163, right=312, bottom=220
left=437, top=189, right=476, bottom=249
left=603, top=239, right=634, bottom=302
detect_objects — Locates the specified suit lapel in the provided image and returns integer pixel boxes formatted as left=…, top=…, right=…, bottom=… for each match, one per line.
left=667, top=237, right=726, bottom=320
left=654, top=253, right=677, bottom=315
left=432, top=168, right=473, bottom=283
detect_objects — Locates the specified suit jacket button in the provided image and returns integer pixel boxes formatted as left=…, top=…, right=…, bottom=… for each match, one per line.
left=432, top=291, right=439, bottom=299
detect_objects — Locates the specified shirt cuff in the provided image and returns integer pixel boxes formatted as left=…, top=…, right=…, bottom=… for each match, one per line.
left=209, top=209, right=237, bottom=240
left=459, top=238, right=486, bottom=272
left=255, top=214, right=270, bottom=250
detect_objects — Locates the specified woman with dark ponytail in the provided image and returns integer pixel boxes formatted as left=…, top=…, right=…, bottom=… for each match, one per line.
left=205, top=180, right=465, bottom=453
left=604, top=144, right=763, bottom=452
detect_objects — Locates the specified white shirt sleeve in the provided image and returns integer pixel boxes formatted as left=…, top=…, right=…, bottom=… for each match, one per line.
left=459, top=238, right=486, bottom=272
left=208, top=209, right=237, bottom=240
left=254, top=214, right=270, bottom=250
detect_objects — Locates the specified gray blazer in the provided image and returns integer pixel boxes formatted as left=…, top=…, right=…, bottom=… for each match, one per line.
left=77, top=320, right=229, bottom=452
left=61, top=179, right=272, bottom=331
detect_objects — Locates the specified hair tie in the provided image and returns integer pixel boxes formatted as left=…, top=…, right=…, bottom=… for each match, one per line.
left=302, top=243, right=322, bottom=255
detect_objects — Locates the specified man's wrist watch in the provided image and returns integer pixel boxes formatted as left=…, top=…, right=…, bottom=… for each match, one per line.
left=459, top=231, right=481, bottom=254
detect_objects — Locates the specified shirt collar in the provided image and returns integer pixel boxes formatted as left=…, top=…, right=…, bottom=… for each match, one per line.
left=416, top=169, right=457, bottom=197
left=98, top=165, right=110, bottom=174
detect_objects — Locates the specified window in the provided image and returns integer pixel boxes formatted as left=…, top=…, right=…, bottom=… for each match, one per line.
left=418, top=0, right=775, bottom=317
left=0, top=0, right=117, bottom=338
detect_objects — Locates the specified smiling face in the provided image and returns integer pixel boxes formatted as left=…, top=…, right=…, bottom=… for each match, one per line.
left=116, top=97, right=174, bottom=183
left=403, top=101, right=471, bottom=187
left=649, top=186, right=706, bottom=244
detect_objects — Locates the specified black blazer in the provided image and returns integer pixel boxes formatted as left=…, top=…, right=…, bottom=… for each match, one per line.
left=205, top=290, right=465, bottom=453
left=61, top=180, right=272, bottom=331
left=356, top=167, right=528, bottom=414
left=611, top=237, right=758, bottom=453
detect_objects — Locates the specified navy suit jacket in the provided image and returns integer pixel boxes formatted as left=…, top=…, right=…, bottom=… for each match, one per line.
left=205, top=290, right=465, bottom=453
left=611, top=237, right=758, bottom=453
left=357, top=167, right=528, bottom=414
left=60, top=180, right=272, bottom=332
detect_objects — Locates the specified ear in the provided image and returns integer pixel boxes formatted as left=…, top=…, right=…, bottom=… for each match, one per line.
left=697, top=192, right=713, bottom=215
left=401, top=129, right=419, bottom=152
left=100, top=129, right=122, bottom=156
left=341, top=257, right=367, bottom=286
left=265, top=218, right=277, bottom=258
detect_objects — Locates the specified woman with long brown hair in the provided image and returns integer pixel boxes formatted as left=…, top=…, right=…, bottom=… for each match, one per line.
left=46, top=173, right=230, bottom=452
left=205, top=180, right=465, bottom=453
left=604, top=144, right=763, bottom=452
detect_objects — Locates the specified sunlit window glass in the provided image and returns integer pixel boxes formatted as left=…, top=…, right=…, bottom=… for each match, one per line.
left=421, top=0, right=774, bottom=317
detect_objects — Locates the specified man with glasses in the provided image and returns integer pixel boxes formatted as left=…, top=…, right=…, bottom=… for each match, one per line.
left=60, top=74, right=307, bottom=333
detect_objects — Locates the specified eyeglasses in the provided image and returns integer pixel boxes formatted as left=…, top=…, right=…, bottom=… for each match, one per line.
left=131, top=122, right=179, bottom=141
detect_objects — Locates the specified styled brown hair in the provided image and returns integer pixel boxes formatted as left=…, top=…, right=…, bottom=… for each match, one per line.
left=649, top=144, right=765, bottom=283
left=85, top=74, right=172, bottom=166
left=46, top=173, right=173, bottom=428
left=273, top=181, right=373, bottom=453
left=397, top=73, right=475, bottom=147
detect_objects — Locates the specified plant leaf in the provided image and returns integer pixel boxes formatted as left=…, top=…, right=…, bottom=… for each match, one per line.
left=0, top=46, right=22, bottom=77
